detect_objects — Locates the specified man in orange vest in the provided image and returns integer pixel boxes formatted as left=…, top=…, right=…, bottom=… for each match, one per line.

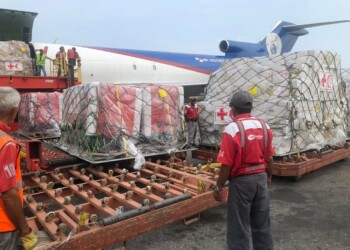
left=0, top=87, right=37, bottom=250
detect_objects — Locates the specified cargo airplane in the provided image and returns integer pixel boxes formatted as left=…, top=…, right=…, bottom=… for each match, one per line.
left=0, top=9, right=349, bottom=98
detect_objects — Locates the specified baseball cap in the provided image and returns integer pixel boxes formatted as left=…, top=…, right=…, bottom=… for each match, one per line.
left=228, top=91, right=253, bottom=109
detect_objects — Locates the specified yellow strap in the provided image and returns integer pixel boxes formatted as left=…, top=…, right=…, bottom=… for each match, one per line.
left=160, top=88, right=174, bottom=142
left=77, top=62, right=82, bottom=83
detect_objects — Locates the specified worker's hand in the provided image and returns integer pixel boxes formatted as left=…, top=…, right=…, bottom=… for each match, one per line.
left=20, top=231, right=38, bottom=250
left=213, top=189, right=223, bottom=202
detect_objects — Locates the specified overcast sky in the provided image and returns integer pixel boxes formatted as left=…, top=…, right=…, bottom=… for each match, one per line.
left=2, top=0, right=350, bottom=67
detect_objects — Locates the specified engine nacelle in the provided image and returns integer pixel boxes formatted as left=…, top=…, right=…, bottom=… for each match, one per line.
left=219, top=40, right=260, bottom=55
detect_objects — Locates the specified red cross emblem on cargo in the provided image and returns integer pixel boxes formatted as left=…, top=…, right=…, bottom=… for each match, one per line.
left=5, top=62, right=23, bottom=71
left=214, top=106, right=232, bottom=124
left=216, top=108, right=227, bottom=120
left=7, top=63, right=15, bottom=69
left=319, top=71, right=333, bottom=91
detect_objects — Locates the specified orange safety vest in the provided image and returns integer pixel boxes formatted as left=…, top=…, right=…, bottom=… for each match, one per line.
left=0, top=129, right=23, bottom=232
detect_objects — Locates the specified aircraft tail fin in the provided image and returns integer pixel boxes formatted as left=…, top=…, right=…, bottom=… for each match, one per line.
left=263, top=20, right=350, bottom=55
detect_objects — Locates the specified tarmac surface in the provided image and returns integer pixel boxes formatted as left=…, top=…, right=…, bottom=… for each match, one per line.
left=123, top=158, right=350, bottom=250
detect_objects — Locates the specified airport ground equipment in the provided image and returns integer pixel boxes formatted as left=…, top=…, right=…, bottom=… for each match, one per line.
left=17, top=138, right=226, bottom=249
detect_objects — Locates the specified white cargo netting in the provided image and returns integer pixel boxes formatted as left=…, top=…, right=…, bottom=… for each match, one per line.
left=18, top=92, right=62, bottom=138
left=56, top=83, right=186, bottom=163
left=0, top=40, right=34, bottom=76
left=199, top=50, right=348, bottom=156
left=341, top=68, right=350, bottom=134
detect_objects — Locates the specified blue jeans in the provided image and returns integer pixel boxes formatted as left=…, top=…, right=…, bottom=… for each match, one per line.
left=227, top=172, right=274, bottom=250
left=37, top=65, right=47, bottom=76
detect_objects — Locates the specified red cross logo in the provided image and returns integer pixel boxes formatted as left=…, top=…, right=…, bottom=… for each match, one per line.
left=216, top=107, right=227, bottom=120
left=7, top=63, right=15, bottom=70
left=6, top=63, right=21, bottom=70
left=320, top=73, right=332, bottom=89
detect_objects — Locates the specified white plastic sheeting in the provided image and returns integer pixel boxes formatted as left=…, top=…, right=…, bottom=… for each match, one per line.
left=0, top=40, right=34, bottom=76
left=18, top=92, right=62, bottom=138
left=57, top=83, right=185, bottom=163
left=199, top=50, right=347, bottom=156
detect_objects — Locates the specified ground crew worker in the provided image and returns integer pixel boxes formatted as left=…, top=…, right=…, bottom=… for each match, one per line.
left=66, top=47, right=81, bottom=86
left=0, top=87, right=38, bottom=250
left=214, top=90, right=274, bottom=250
left=35, top=49, right=47, bottom=76
left=56, top=46, right=67, bottom=77
left=67, top=47, right=81, bottom=67
left=184, top=97, right=199, bottom=146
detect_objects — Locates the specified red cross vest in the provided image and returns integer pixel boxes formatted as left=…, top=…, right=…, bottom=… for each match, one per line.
left=234, top=118, right=269, bottom=176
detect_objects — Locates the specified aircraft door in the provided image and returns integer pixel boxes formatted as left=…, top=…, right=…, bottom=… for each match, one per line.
left=0, top=9, right=37, bottom=42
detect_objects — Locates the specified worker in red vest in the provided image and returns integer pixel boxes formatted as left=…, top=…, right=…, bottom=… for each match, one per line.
left=214, top=91, right=274, bottom=250
left=0, top=87, right=37, bottom=250
left=67, top=47, right=81, bottom=67
left=184, top=97, right=199, bottom=146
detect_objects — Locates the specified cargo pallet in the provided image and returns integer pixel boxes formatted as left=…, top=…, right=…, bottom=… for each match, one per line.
left=270, top=143, right=350, bottom=180
left=192, top=142, right=350, bottom=180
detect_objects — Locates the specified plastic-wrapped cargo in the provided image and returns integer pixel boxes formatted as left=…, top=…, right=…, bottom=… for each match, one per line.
left=18, top=92, right=62, bottom=138
left=59, top=83, right=129, bottom=161
left=341, top=68, right=350, bottom=133
left=57, top=83, right=185, bottom=163
left=98, top=84, right=143, bottom=137
left=140, top=85, right=185, bottom=152
left=0, top=40, right=34, bottom=76
left=61, top=83, right=99, bottom=136
left=199, top=50, right=347, bottom=156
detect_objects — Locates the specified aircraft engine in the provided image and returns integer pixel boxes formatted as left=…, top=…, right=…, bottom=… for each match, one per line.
left=219, top=40, right=259, bottom=54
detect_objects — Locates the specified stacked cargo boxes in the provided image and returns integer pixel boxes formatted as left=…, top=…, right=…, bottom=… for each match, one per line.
left=341, top=68, right=350, bottom=134
left=60, top=83, right=99, bottom=155
left=0, top=41, right=34, bottom=76
left=18, top=92, right=62, bottom=138
left=58, top=83, right=185, bottom=162
left=141, top=85, right=185, bottom=152
left=199, top=51, right=347, bottom=156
